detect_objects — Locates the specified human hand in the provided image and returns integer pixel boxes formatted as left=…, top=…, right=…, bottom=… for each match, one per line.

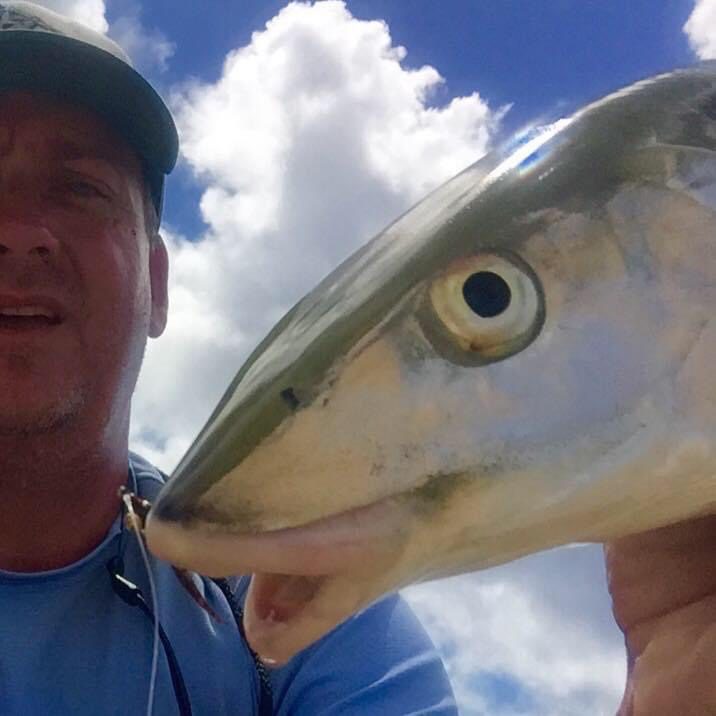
left=604, top=514, right=716, bottom=715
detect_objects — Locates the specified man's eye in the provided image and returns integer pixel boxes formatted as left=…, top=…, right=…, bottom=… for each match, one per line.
left=52, top=170, right=116, bottom=202
left=65, top=179, right=111, bottom=199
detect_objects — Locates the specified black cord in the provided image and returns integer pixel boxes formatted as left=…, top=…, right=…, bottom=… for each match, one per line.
left=113, top=467, right=273, bottom=715
left=108, top=557, right=193, bottom=716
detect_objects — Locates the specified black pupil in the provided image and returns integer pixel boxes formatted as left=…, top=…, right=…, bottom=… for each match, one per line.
left=462, top=271, right=511, bottom=318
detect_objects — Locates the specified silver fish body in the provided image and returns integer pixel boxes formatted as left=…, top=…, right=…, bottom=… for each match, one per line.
left=147, top=65, right=716, bottom=663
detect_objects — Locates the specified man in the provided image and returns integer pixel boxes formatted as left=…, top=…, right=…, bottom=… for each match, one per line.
left=0, top=3, right=456, bottom=714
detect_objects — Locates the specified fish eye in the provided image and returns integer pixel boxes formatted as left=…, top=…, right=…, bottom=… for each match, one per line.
left=427, top=253, right=543, bottom=362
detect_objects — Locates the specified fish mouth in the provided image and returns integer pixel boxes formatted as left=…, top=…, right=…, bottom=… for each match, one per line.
left=242, top=572, right=334, bottom=664
left=146, top=494, right=413, bottom=663
left=147, top=492, right=410, bottom=575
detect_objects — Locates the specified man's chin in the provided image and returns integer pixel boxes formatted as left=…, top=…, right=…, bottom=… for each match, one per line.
left=0, top=389, right=86, bottom=436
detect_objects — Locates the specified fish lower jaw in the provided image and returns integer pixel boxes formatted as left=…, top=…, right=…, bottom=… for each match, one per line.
left=145, top=499, right=411, bottom=664
left=144, top=493, right=411, bottom=578
left=144, top=518, right=343, bottom=664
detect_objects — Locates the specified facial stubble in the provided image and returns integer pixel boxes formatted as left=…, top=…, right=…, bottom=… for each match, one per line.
left=0, top=349, right=88, bottom=436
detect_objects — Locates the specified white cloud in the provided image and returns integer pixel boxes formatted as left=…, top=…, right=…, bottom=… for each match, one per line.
left=108, top=3, right=175, bottom=74
left=684, top=0, right=716, bottom=59
left=405, top=546, right=625, bottom=715
left=129, top=2, right=626, bottom=713
left=30, top=0, right=108, bottom=32
left=27, top=0, right=174, bottom=74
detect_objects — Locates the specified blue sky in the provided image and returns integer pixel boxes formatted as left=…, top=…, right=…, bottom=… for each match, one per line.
left=48, top=0, right=716, bottom=713
left=110, top=0, right=703, bottom=237
left=344, top=0, right=695, bottom=123
left=128, top=0, right=697, bottom=124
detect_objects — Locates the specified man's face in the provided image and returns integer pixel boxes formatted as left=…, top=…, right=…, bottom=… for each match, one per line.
left=0, top=92, right=168, bottom=436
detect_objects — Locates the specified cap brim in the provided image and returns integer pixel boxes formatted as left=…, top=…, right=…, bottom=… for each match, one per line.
left=0, top=30, right=178, bottom=180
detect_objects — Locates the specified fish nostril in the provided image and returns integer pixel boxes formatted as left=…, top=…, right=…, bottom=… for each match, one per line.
left=280, top=388, right=301, bottom=411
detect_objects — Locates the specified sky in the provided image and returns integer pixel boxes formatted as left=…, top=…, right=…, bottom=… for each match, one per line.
left=37, top=0, right=716, bottom=713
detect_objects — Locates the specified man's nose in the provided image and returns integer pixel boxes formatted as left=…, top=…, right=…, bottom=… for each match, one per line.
left=0, top=221, right=59, bottom=257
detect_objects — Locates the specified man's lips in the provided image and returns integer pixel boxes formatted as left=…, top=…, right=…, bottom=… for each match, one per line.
left=0, top=294, right=68, bottom=332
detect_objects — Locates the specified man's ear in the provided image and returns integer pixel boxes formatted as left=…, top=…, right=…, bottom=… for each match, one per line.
left=149, top=233, right=169, bottom=338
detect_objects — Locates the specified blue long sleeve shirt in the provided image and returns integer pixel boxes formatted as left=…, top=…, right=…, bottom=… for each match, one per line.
left=0, top=454, right=457, bottom=714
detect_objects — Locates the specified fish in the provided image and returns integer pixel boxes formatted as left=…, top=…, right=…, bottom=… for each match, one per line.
left=146, top=64, right=716, bottom=664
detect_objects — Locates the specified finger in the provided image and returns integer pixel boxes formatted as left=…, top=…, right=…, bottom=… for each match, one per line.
left=624, top=600, right=716, bottom=715
left=608, top=514, right=716, bottom=557
left=605, top=514, right=716, bottom=631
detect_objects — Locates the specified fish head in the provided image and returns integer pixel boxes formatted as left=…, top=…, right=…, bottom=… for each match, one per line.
left=146, top=65, right=716, bottom=663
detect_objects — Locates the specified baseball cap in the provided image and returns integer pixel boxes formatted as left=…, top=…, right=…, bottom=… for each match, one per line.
left=0, top=1, right=178, bottom=219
